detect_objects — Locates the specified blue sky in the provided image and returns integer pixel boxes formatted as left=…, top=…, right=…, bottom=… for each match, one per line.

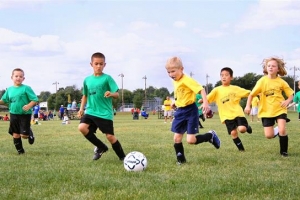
left=0, top=0, right=300, bottom=94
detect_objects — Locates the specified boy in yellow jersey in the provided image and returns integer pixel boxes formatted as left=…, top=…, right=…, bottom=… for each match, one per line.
left=165, top=56, right=220, bottom=165
left=207, top=67, right=252, bottom=151
left=250, top=95, right=260, bottom=122
left=245, top=57, right=293, bottom=157
left=163, top=96, right=173, bottom=123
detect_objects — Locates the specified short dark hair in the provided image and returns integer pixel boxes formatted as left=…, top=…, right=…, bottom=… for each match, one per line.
left=91, top=52, right=105, bottom=62
left=220, top=67, right=233, bottom=77
left=12, top=68, right=24, bottom=76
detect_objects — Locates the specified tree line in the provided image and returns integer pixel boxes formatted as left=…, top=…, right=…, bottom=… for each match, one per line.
left=0, top=72, right=297, bottom=111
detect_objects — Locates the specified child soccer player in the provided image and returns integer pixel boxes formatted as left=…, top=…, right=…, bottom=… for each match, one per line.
left=195, top=93, right=205, bottom=128
left=207, top=67, right=252, bottom=151
left=245, top=57, right=293, bottom=157
left=77, top=52, right=126, bottom=161
left=165, top=56, right=221, bottom=165
left=287, top=81, right=300, bottom=121
left=0, top=68, right=38, bottom=154
left=250, top=95, right=260, bottom=122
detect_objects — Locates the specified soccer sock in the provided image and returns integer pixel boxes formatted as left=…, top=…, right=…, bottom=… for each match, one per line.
left=112, top=140, right=126, bottom=160
left=273, top=126, right=279, bottom=138
left=233, top=137, right=245, bottom=151
left=174, top=143, right=186, bottom=162
left=84, top=131, right=107, bottom=149
left=195, top=133, right=212, bottom=144
left=13, top=138, right=25, bottom=154
left=279, top=135, right=288, bottom=154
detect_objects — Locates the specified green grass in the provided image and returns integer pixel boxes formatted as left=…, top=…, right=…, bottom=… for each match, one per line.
left=0, top=112, right=300, bottom=200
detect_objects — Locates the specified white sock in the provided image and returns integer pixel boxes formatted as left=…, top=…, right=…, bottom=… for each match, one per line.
left=274, top=126, right=279, bottom=136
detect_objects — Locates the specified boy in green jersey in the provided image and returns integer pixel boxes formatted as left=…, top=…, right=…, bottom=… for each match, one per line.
left=0, top=68, right=38, bottom=154
left=78, top=52, right=126, bottom=161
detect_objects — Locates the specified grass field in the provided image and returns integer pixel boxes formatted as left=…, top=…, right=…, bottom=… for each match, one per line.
left=0, top=112, right=300, bottom=200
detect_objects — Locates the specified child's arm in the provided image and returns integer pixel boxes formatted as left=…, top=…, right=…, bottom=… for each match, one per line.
left=281, top=95, right=293, bottom=108
left=200, top=89, right=210, bottom=114
left=77, top=95, right=87, bottom=118
left=287, top=102, right=296, bottom=109
left=23, top=101, right=37, bottom=112
left=104, top=91, right=119, bottom=99
left=244, top=95, right=253, bottom=115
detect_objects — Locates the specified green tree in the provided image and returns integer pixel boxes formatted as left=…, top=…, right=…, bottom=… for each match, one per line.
left=133, top=93, right=143, bottom=109
left=38, top=91, right=51, bottom=102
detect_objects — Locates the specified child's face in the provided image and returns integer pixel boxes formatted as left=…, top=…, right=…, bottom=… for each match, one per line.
left=11, top=71, right=25, bottom=86
left=266, top=60, right=279, bottom=76
left=90, top=57, right=106, bottom=75
left=220, top=70, right=232, bottom=85
left=166, top=67, right=183, bottom=81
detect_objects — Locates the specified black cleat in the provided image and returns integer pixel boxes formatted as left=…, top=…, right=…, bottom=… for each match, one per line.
left=28, top=128, right=35, bottom=145
left=93, top=145, right=108, bottom=160
left=246, top=125, right=252, bottom=134
left=281, top=152, right=288, bottom=157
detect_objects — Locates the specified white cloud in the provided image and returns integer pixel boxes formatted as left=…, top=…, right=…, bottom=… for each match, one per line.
left=235, top=0, right=300, bottom=32
left=173, top=21, right=186, bottom=28
left=129, top=21, right=158, bottom=31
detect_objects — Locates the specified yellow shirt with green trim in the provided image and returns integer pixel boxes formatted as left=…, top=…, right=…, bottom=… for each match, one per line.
left=250, top=76, right=294, bottom=118
left=173, top=75, right=203, bottom=108
left=207, top=85, right=250, bottom=123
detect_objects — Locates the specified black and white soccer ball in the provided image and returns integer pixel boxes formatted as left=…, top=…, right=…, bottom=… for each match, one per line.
left=124, top=151, right=147, bottom=172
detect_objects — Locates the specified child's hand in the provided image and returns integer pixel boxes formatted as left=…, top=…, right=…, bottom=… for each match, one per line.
left=104, top=91, right=111, bottom=97
left=23, top=105, right=29, bottom=111
left=201, top=102, right=210, bottom=114
left=244, top=106, right=251, bottom=115
left=280, top=100, right=289, bottom=108
left=77, top=110, right=84, bottom=118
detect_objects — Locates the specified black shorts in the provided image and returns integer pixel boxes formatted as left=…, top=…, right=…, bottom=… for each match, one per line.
left=261, top=113, right=287, bottom=127
left=8, top=114, right=31, bottom=136
left=80, top=114, right=114, bottom=135
left=224, top=117, right=249, bottom=135
left=34, top=114, right=38, bottom=119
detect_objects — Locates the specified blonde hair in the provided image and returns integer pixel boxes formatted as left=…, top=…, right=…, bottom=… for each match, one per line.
left=165, top=56, right=183, bottom=69
left=262, top=57, right=287, bottom=76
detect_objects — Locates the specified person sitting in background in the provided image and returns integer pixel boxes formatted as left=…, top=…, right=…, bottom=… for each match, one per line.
left=3, top=114, right=9, bottom=121
left=48, top=111, right=54, bottom=120
left=141, top=109, right=149, bottom=119
left=62, top=113, right=70, bottom=124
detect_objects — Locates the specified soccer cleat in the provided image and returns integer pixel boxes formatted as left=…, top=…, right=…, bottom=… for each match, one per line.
left=28, top=128, right=35, bottom=145
left=281, top=152, right=288, bottom=157
left=18, top=149, right=25, bottom=154
left=246, top=125, right=252, bottom=134
left=209, top=130, right=221, bottom=149
left=176, top=160, right=186, bottom=165
left=93, top=145, right=108, bottom=160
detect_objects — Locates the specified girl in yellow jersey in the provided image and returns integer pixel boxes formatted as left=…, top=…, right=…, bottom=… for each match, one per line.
left=245, top=57, right=293, bottom=157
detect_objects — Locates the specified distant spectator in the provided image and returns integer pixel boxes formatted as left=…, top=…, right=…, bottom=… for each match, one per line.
left=48, top=111, right=54, bottom=120
left=3, top=114, right=9, bottom=121
left=141, top=109, right=149, bottom=119
left=59, top=105, right=65, bottom=120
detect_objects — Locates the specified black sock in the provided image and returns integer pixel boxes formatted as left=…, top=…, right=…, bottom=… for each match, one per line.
left=279, top=135, right=288, bottom=154
left=174, top=143, right=186, bottom=162
left=195, top=133, right=212, bottom=144
left=233, top=137, right=245, bottom=151
left=13, top=138, right=24, bottom=154
left=84, top=131, right=106, bottom=149
left=112, top=140, right=126, bottom=160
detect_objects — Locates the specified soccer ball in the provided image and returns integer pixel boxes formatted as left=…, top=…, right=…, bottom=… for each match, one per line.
left=124, top=151, right=147, bottom=172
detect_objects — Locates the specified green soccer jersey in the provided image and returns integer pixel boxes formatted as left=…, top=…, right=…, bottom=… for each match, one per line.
left=195, top=93, right=203, bottom=115
left=1, top=84, right=38, bottom=114
left=82, top=74, right=118, bottom=120
left=293, top=91, right=300, bottom=113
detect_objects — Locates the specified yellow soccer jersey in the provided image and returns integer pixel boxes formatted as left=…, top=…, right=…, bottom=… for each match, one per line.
left=250, top=76, right=294, bottom=118
left=164, top=99, right=172, bottom=111
left=207, top=85, right=250, bottom=123
left=173, top=75, right=203, bottom=108
left=251, top=96, right=259, bottom=108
